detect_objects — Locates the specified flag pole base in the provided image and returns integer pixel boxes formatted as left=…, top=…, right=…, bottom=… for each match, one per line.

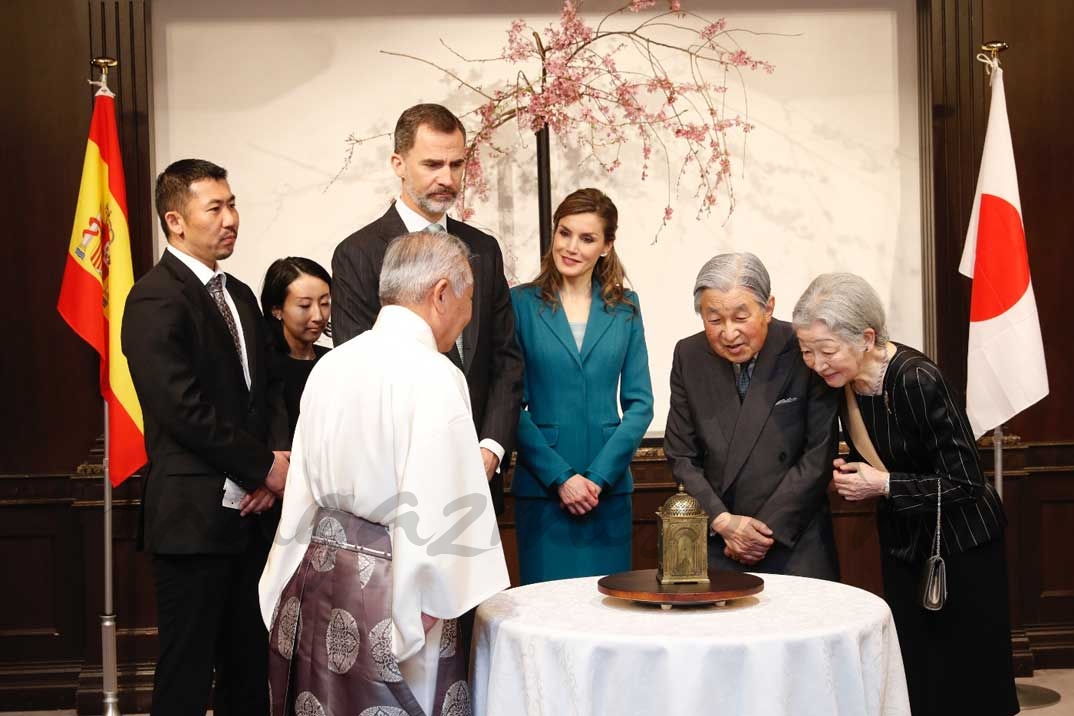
left=1016, top=683, right=1061, bottom=710
left=101, top=612, right=122, bottom=716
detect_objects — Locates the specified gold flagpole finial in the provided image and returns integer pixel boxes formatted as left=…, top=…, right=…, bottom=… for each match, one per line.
left=91, top=57, right=118, bottom=91
left=981, top=41, right=1009, bottom=61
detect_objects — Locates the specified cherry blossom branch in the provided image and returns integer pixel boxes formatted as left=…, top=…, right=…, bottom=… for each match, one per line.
left=337, top=0, right=777, bottom=231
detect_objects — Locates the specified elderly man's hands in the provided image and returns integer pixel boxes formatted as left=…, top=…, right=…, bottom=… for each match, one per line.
left=558, top=474, right=601, bottom=516
left=712, top=511, right=774, bottom=566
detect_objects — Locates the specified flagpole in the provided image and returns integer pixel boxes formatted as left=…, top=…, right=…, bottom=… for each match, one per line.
left=993, top=425, right=1003, bottom=500
left=92, top=54, right=122, bottom=716
left=102, top=401, right=120, bottom=716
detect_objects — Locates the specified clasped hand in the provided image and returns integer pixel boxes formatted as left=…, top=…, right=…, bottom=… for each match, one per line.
left=558, top=474, right=601, bottom=516
left=240, top=450, right=290, bottom=516
left=831, top=458, right=886, bottom=501
left=712, top=512, right=774, bottom=565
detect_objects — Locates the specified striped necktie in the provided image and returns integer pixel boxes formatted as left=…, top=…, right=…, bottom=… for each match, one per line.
left=207, top=274, right=243, bottom=360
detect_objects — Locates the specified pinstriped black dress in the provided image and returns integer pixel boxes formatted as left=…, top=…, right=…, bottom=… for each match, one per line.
left=846, top=344, right=1018, bottom=716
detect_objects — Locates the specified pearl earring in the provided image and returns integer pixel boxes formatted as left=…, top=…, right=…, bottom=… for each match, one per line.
left=600, top=252, right=608, bottom=257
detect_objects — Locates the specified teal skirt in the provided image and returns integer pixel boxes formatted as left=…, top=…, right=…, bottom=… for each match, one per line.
left=515, top=493, right=632, bottom=585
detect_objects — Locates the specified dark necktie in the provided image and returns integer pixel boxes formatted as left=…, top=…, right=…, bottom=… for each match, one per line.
left=207, top=274, right=244, bottom=359
left=428, top=222, right=464, bottom=364
left=735, top=361, right=752, bottom=401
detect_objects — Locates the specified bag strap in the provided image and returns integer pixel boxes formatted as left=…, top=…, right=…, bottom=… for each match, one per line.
left=842, top=386, right=943, bottom=559
left=932, top=477, right=943, bottom=559
left=842, top=385, right=888, bottom=472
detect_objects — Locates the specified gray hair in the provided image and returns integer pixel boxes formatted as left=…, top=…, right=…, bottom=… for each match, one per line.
left=792, top=272, right=890, bottom=347
left=693, top=252, right=771, bottom=313
left=379, top=231, right=473, bottom=306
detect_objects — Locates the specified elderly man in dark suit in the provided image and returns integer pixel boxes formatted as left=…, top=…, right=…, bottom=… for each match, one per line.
left=122, top=159, right=289, bottom=716
left=332, top=103, right=523, bottom=510
left=664, top=252, right=840, bottom=579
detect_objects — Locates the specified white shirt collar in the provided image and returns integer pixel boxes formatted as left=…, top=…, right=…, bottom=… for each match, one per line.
left=166, top=244, right=226, bottom=286
left=394, top=197, right=447, bottom=234
left=373, top=305, right=438, bottom=352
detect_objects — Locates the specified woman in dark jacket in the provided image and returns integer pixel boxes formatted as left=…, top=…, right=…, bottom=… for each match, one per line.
left=793, top=271, right=1017, bottom=716
left=260, top=256, right=332, bottom=446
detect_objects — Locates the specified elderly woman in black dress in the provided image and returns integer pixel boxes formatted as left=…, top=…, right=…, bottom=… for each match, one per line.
left=793, top=272, right=1017, bottom=716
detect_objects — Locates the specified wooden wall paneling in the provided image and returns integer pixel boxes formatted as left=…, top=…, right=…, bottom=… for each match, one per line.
left=927, top=0, right=984, bottom=387
left=0, top=0, right=100, bottom=475
left=978, top=0, right=1074, bottom=442
left=828, top=492, right=884, bottom=597
left=1028, top=468, right=1074, bottom=624
left=0, top=476, right=82, bottom=709
left=1018, top=450, right=1074, bottom=669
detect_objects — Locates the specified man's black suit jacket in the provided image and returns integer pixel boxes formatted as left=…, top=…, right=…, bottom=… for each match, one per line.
left=664, top=319, right=840, bottom=578
left=122, top=250, right=282, bottom=554
left=331, top=204, right=524, bottom=510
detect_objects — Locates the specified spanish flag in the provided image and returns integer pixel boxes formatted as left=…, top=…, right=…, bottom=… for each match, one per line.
left=57, top=88, right=146, bottom=485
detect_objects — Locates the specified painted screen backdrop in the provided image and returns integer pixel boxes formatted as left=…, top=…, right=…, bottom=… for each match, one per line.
left=151, top=0, right=921, bottom=437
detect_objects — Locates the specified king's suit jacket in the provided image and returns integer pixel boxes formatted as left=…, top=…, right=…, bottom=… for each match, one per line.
left=122, top=250, right=282, bottom=554
left=663, top=319, right=840, bottom=578
left=331, top=204, right=524, bottom=510
left=510, top=283, right=653, bottom=497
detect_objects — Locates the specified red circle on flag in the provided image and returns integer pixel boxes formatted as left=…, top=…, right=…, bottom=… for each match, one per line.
left=969, top=193, right=1030, bottom=322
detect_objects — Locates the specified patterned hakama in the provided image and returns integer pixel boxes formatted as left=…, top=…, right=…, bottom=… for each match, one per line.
left=268, top=508, right=472, bottom=716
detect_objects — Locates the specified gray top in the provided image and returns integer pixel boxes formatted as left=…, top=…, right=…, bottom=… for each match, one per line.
left=569, top=321, right=587, bottom=351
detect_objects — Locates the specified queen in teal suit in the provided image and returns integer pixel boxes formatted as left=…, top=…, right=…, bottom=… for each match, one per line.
left=511, top=188, right=654, bottom=585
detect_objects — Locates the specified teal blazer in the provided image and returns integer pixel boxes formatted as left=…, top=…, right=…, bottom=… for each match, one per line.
left=511, top=282, right=654, bottom=498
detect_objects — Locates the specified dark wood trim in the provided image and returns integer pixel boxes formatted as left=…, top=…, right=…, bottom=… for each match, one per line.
left=88, top=0, right=155, bottom=277
left=917, top=0, right=938, bottom=357
left=0, top=661, right=81, bottom=712
left=927, top=0, right=986, bottom=386
left=75, top=661, right=155, bottom=715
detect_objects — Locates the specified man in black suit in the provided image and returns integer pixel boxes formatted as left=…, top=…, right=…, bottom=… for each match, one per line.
left=664, top=252, right=840, bottom=580
left=332, top=103, right=523, bottom=510
left=122, top=159, right=289, bottom=715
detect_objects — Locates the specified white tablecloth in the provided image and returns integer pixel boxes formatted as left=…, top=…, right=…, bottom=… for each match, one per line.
left=473, top=573, right=910, bottom=716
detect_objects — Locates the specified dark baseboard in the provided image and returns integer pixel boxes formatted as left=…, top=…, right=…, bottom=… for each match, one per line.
left=1012, top=629, right=1034, bottom=676
left=1025, top=623, right=1074, bottom=671
left=0, top=659, right=80, bottom=711
left=75, top=660, right=155, bottom=715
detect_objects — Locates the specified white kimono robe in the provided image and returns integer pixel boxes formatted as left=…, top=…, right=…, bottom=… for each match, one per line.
left=259, top=305, right=509, bottom=712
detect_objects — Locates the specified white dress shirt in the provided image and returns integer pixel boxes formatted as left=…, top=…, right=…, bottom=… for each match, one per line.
left=392, top=200, right=506, bottom=467
left=165, top=244, right=251, bottom=388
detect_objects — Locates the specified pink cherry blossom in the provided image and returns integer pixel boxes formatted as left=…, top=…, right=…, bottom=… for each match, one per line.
left=342, top=1, right=774, bottom=233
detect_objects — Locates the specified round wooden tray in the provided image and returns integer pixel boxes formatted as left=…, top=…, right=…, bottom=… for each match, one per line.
left=597, top=569, right=764, bottom=608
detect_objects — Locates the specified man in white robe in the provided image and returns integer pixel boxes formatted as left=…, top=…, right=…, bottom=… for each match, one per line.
left=259, top=230, right=509, bottom=716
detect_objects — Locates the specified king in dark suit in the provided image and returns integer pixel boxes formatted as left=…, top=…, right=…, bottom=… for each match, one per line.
left=122, top=159, right=289, bottom=715
left=664, top=252, right=840, bottom=580
left=331, top=104, right=523, bottom=510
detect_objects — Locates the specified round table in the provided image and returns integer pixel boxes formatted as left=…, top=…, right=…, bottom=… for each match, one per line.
left=472, top=573, right=910, bottom=716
